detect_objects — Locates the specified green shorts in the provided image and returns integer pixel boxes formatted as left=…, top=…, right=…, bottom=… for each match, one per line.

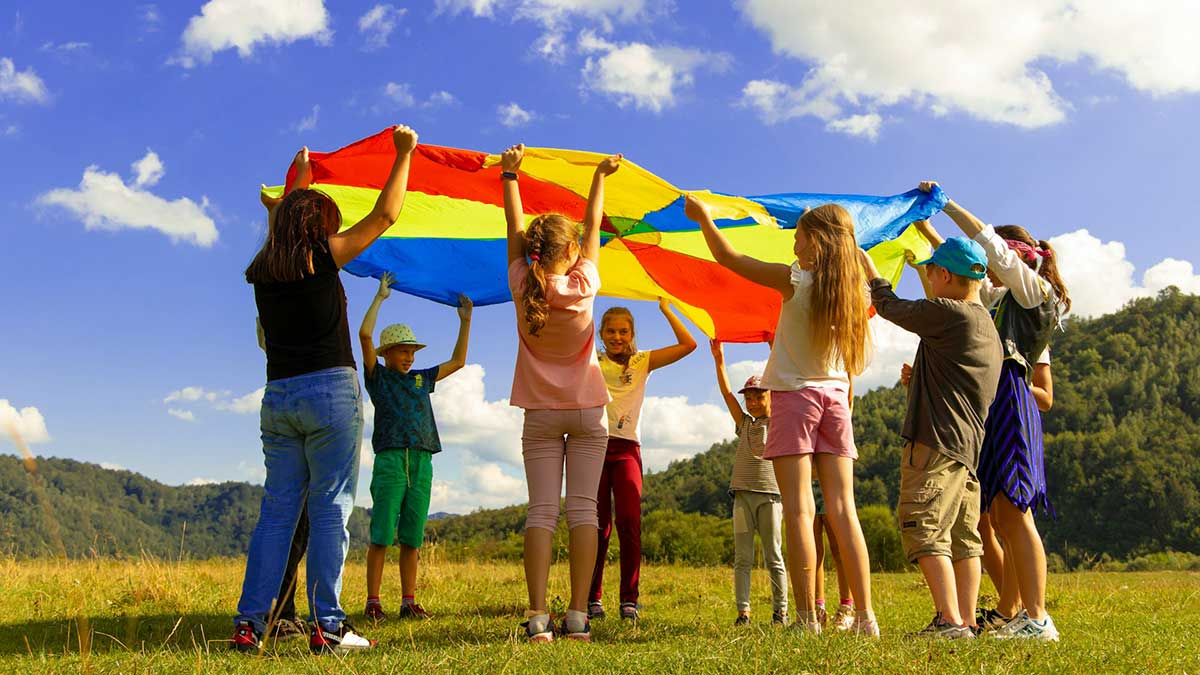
left=368, top=448, right=433, bottom=548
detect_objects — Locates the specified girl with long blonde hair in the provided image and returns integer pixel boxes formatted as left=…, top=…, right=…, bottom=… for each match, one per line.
left=685, top=196, right=878, bottom=636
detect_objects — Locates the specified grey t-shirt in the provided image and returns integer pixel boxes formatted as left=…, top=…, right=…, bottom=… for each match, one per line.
left=869, top=279, right=1002, bottom=472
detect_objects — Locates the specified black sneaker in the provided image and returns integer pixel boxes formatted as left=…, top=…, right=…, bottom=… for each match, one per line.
left=734, top=614, right=750, bottom=626
left=310, top=619, right=377, bottom=654
left=268, top=616, right=307, bottom=641
left=772, top=610, right=788, bottom=626
left=588, top=601, right=606, bottom=620
left=231, top=620, right=261, bottom=653
left=915, top=613, right=973, bottom=640
left=398, top=603, right=431, bottom=620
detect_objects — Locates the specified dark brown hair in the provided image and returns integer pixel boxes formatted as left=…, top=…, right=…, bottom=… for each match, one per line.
left=245, top=189, right=342, bottom=284
left=521, top=214, right=580, bottom=336
left=994, top=224, right=1072, bottom=315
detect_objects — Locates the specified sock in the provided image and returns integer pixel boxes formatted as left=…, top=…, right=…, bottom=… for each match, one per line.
left=840, top=597, right=854, bottom=607
left=565, top=609, right=588, bottom=632
left=525, top=610, right=550, bottom=634
left=366, top=596, right=381, bottom=605
left=815, top=599, right=826, bottom=610
left=402, top=595, right=415, bottom=607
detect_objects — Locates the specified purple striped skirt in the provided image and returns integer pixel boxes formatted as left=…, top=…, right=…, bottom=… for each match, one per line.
left=979, top=360, right=1054, bottom=517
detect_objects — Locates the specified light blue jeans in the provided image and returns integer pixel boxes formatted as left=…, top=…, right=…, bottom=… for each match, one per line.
left=235, top=367, right=362, bottom=633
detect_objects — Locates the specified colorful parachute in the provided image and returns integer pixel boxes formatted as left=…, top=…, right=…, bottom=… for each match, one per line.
left=262, top=129, right=946, bottom=342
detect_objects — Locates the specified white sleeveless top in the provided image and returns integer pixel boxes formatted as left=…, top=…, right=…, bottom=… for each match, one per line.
left=760, top=263, right=850, bottom=392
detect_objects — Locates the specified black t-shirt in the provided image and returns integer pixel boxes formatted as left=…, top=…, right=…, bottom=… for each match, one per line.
left=254, top=245, right=356, bottom=381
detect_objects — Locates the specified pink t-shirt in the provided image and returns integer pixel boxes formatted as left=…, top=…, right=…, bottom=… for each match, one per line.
left=508, top=257, right=611, bottom=410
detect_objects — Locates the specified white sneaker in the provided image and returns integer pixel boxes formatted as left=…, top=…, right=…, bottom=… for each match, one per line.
left=522, top=612, right=554, bottom=643
left=832, top=603, right=855, bottom=631
left=309, top=620, right=376, bottom=654
left=852, top=615, right=881, bottom=638
left=994, top=611, right=1060, bottom=642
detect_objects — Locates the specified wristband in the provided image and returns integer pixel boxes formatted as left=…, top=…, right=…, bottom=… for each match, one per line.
left=501, top=171, right=519, bottom=181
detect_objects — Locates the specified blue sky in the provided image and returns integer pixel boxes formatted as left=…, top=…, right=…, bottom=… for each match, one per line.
left=3, top=0, right=1199, bottom=512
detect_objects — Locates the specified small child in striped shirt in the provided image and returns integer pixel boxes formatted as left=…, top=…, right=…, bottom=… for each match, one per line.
left=711, top=340, right=788, bottom=626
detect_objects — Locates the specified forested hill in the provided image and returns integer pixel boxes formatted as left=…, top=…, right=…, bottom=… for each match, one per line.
left=3, top=290, right=1198, bottom=565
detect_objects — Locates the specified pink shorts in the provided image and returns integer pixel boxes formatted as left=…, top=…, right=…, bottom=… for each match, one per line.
left=762, top=387, right=857, bottom=460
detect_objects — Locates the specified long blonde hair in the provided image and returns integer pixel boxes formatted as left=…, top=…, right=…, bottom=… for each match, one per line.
left=799, top=204, right=870, bottom=375
left=522, top=214, right=579, bottom=336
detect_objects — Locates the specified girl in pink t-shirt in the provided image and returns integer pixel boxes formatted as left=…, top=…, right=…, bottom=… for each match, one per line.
left=500, top=143, right=622, bottom=643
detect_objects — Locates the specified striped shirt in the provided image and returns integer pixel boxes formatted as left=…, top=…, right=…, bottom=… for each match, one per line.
left=729, top=416, right=779, bottom=494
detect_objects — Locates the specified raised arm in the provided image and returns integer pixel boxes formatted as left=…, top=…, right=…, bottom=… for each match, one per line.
left=920, top=181, right=986, bottom=239
left=501, top=144, right=526, bottom=264
left=436, top=295, right=473, bottom=381
left=648, top=298, right=697, bottom=371
left=581, top=154, right=622, bottom=262
left=260, top=147, right=313, bottom=212
left=329, top=125, right=419, bottom=268
left=683, top=193, right=792, bottom=297
left=358, top=273, right=393, bottom=377
left=710, top=340, right=745, bottom=426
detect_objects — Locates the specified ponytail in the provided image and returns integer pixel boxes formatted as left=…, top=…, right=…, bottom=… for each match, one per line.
left=1037, top=239, right=1072, bottom=315
left=521, top=214, right=580, bottom=337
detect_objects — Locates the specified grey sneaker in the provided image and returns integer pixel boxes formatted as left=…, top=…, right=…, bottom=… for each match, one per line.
left=771, top=609, right=788, bottom=626
left=587, top=601, right=606, bottom=620
left=619, top=602, right=640, bottom=620
left=915, top=613, right=972, bottom=640
left=994, top=612, right=1060, bottom=642
left=522, top=613, right=554, bottom=643
left=832, top=603, right=855, bottom=631
left=734, top=613, right=750, bottom=627
left=977, top=607, right=1012, bottom=632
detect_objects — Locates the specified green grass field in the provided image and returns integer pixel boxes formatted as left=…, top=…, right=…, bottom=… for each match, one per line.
left=2, top=554, right=1197, bottom=674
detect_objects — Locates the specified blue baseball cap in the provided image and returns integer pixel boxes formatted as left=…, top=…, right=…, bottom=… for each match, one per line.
left=915, top=236, right=988, bottom=279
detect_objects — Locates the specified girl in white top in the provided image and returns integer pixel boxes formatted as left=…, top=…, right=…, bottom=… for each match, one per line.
left=588, top=300, right=696, bottom=620
left=685, top=194, right=879, bottom=636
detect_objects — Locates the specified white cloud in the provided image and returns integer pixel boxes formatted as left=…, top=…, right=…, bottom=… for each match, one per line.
left=737, top=0, right=1200, bottom=135
left=383, top=82, right=416, bottom=107
left=292, top=104, right=319, bottom=133
left=167, top=408, right=197, bottom=422
left=431, top=364, right=524, bottom=466
left=216, top=387, right=265, bottom=414
left=186, top=477, right=218, bottom=486
left=38, top=150, right=218, bottom=247
left=140, top=5, right=162, bottom=33
left=1048, top=229, right=1200, bottom=318
left=175, top=0, right=331, bottom=68
left=0, top=57, right=50, bottom=104
left=638, top=396, right=732, bottom=471
left=579, top=30, right=728, bottom=113
left=424, top=90, right=457, bottom=108
left=859, top=316, right=921, bottom=393
left=0, top=400, right=50, bottom=444
left=131, top=150, right=164, bottom=187
left=164, top=386, right=222, bottom=404
left=428, top=457, right=529, bottom=513
left=40, top=41, right=91, bottom=54
left=825, top=113, right=883, bottom=141
left=237, top=459, right=266, bottom=484
left=497, top=101, right=535, bottom=128
left=359, top=4, right=406, bottom=50
left=100, top=462, right=126, bottom=471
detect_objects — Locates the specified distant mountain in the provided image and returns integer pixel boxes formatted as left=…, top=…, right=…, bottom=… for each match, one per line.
left=427, top=512, right=457, bottom=520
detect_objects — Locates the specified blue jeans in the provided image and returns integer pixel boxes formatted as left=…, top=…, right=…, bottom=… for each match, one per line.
left=235, top=367, right=362, bottom=633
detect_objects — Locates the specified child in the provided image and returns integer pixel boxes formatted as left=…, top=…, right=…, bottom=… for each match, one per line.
left=686, top=195, right=879, bottom=636
left=502, top=143, right=621, bottom=642
left=862, top=227, right=1003, bottom=639
left=813, top=481, right=855, bottom=630
left=711, top=342, right=788, bottom=626
left=588, top=300, right=697, bottom=621
left=359, top=272, right=473, bottom=622
left=922, top=181, right=1071, bottom=642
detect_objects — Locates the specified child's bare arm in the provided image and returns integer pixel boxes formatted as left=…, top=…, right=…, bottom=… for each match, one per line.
left=1031, top=363, right=1053, bottom=411
left=684, top=194, right=792, bottom=297
left=648, top=298, right=697, bottom=371
left=502, top=145, right=526, bottom=264
left=581, top=154, right=622, bottom=262
left=359, top=273, right=393, bottom=377
left=329, top=125, right=418, bottom=268
left=436, top=295, right=473, bottom=381
left=710, top=340, right=745, bottom=426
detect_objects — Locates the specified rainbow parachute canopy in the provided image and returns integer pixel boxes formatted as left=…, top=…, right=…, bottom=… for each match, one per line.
left=262, top=129, right=946, bottom=342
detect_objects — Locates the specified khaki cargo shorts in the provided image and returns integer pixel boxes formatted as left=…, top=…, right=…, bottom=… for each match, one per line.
left=897, top=442, right=983, bottom=563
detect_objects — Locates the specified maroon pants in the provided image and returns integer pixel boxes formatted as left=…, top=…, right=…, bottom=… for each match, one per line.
left=589, top=438, right=643, bottom=604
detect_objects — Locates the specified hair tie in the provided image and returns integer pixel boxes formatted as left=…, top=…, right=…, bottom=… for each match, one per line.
left=529, top=254, right=540, bottom=262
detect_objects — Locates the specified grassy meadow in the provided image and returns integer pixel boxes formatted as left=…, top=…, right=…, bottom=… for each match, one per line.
left=1, top=552, right=1197, bottom=674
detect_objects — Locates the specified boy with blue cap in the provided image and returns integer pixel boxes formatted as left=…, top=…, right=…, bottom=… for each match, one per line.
left=857, top=222, right=1003, bottom=639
